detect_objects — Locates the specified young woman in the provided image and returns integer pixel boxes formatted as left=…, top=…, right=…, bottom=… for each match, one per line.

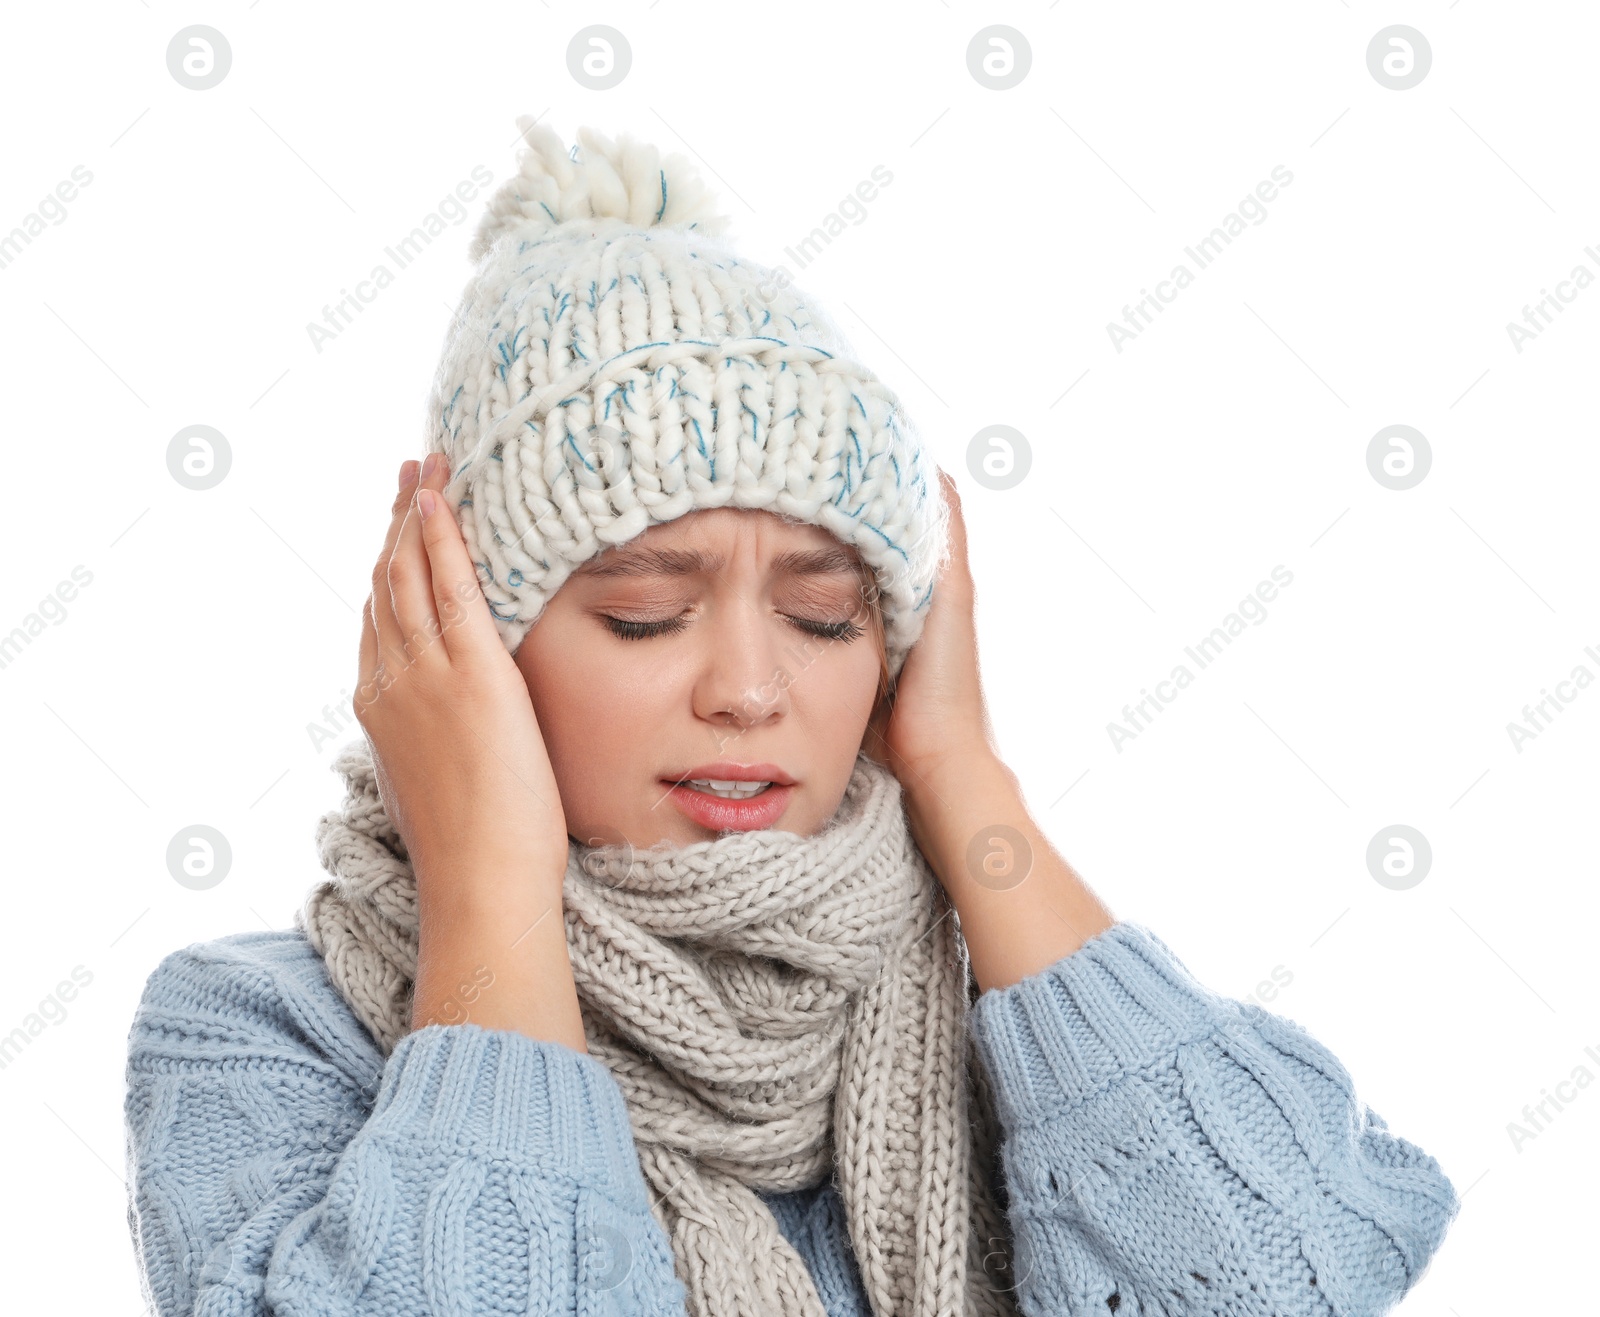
left=123, top=123, right=1460, bottom=1317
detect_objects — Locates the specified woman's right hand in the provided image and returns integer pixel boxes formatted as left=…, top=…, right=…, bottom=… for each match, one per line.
left=355, top=453, right=571, bottom=928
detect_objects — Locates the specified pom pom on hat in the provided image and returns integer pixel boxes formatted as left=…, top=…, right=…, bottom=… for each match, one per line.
left=467, top=119, right=733, bottom=263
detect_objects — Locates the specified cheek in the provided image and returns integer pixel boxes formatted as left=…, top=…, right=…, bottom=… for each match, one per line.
left=519, top=626, right=644, bottom=761
left=517, top=613, right=699, bottom=806
left=792, top=640, right=881, bottom=734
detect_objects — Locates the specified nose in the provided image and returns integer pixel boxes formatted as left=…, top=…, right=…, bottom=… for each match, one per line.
left=692, top=598, right=792, bottom=735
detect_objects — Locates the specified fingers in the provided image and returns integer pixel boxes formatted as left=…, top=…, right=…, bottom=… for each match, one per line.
left=386, top=454, right=453, bottom=660
left=369, top=460, right=422, bottom=674
left=358, top=593, right=379, bottom=716
left=360, top=461, right=417, bottom=706
left=938, top=467, right=965, bottom=531
left=933, top=467, right=974, bottom=590
left=415, top=477, right=505, bottom=666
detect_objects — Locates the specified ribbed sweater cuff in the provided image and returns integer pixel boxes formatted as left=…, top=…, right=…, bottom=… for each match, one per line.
left=969, top=920, right=1230, bottom=1129
left=368, top=1023, right=646, bottom=1195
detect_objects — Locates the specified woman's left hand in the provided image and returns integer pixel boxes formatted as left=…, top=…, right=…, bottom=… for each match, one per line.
left=864, top=469, right=1117, bottom=988
left=863, top=469, right=1000, bottom=791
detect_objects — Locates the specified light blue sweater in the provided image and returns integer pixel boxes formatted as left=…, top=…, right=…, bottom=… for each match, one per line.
left=122, top=921, right=1458, bottom=1316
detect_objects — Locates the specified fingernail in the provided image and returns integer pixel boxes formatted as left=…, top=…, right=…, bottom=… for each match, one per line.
left=420, top=452, right=439, bottom=480
left=418, top=488, right=437, bottom=519
left=400, top=460, right=419, bottom=489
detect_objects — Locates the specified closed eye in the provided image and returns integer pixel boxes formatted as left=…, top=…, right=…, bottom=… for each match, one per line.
left=602, top=614, right=689, bottom=641
left=789, top=615, right=864, bottom=642
left=601, top=613, right=864, bottom=642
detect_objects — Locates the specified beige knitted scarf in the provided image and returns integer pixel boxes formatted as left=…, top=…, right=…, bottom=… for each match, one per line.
left=295, top=735, right=1025, bottom=1317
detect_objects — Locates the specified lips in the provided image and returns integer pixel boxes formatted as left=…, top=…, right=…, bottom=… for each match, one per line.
left=666, top=761, right=797, bottom=787
left=660, top=762, right=798, bottom=832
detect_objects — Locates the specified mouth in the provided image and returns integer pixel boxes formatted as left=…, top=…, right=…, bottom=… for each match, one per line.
left=676, top=778, right=775, bottom=799
left=660, top=764, right=798, bottom=831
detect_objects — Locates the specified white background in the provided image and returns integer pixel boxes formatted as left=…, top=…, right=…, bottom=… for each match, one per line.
left=1, top=2, right=1593, bottom=1311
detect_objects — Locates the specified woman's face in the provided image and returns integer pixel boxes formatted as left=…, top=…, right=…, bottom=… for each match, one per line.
left=513, top=508, right=886, bottom=849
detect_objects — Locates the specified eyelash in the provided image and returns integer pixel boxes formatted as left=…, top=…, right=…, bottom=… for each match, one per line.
left=603, top=613, right=865, bottom=643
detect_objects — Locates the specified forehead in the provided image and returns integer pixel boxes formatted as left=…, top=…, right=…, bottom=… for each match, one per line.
left=576, top=510, right=867, bottom=580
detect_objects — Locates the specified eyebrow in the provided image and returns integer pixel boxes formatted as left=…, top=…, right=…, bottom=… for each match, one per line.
left=576, top=544, right=864, bottom=580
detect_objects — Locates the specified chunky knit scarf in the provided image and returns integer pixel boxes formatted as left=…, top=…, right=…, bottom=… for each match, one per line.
left=296, top=735, right=1024, bottom=1317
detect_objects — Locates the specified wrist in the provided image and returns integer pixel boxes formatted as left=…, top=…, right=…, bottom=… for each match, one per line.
left=414, top=851, right=568, bottom=919
left=895, top=728, right=1003, bottom=793
left=412, top=906, right=588, bottom=1051
left=901, top=744, right=1014, bottom=835
left=419, top=889, right=568, bottom=962
left=901, top=753, right=1018, bottom=891
left=899, top=754, right=1118, bottom=992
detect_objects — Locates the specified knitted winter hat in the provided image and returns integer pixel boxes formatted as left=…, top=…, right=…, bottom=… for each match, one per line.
left=425, top=119, right=950, bottom=679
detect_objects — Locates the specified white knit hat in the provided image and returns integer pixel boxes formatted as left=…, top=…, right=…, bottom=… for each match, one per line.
left=426, top=119, right=950, bottom=679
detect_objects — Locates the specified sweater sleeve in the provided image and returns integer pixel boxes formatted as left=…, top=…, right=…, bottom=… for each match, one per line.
left=123, top=942, right=689, bottom=1317
left=967, top=921, right=1459, bottom=1317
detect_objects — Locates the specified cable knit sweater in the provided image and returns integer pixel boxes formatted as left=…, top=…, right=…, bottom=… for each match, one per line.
left=122, top=920, right=1458, bottom=1316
